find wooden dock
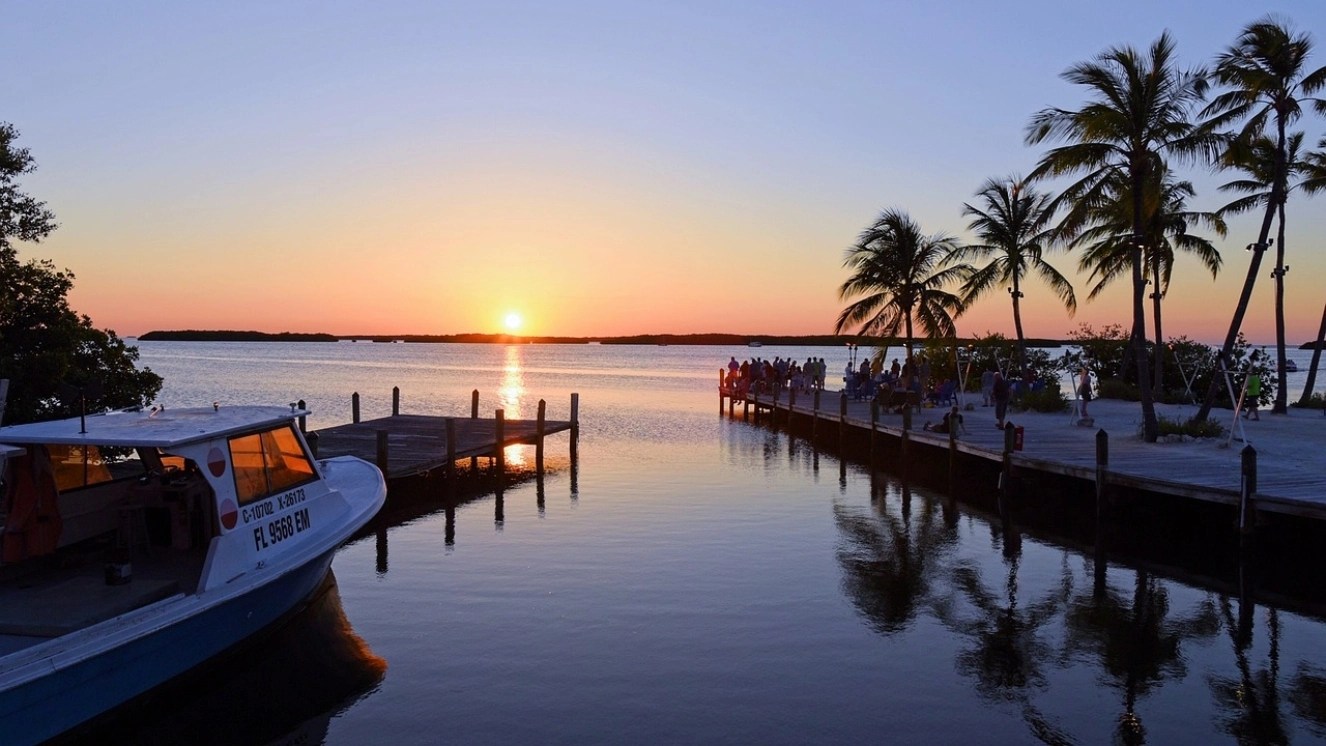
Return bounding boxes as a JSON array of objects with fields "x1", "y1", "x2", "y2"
[
  {"x1": 310, "y1": 391, "x2": 577, "y2": 481},
  {"x1": 722, "y1": 382, "x2": 1326, "y2": 523}
]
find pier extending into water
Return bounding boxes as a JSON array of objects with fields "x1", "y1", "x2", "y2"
[
  {"x1": 721, "y1": 376, "x2": 1326, "y2": 527},
  {"x1": 309, "y1": 388, "x2": 578, "y2": 482}
]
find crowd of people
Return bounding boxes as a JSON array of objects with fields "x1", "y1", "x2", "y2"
[
  {"x1": 722, "y1": 351, "x2": 1076, "y2": 434},
  {"x1": 722, "y1": 356, "x2": 831, "y2": 399}
]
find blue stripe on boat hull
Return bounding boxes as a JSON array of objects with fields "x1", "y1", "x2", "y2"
[{"x1": 2, "y1": 551, "x2": 336, "y2": 746}]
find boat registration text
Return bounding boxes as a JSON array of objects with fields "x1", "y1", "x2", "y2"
[{"x1": 252, "y1": 507, "x2": 312, "y2": 552}]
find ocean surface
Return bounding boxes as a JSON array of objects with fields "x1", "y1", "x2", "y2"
[{"x1": 74, "y1": 342, "x2": 1326, "y2": 745}]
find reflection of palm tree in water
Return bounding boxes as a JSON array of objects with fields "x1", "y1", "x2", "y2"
[
  {"x1": 1210, "y1": 601, "x2": 1289, "y2": 745},
  {"x1": 833, "y1": 481, "x2": 957, "y2": 635},
  {"x1": 1064, "y1": 569, "x2": 1220, "y2": 745}
]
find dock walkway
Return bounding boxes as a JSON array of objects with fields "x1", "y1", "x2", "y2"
[
  {"x1": 313, "y1": 413, "x2": 572, "y2": 481},
  {"x1": 734, "y1": 387, "x2": 1326, "y2": 521}
]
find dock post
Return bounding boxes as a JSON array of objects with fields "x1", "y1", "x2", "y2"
[
  {"x1": 1095, "y1": 429, "x2": 1109, "y2": 523},
  {"x1": 812, "y1": 389, "x2": 821, "y2": 439},
  {"x1": 869, "y1": 397, "x2": 878, "y2": 460},
  {"x1": 901, "y1": 404, "x2": 912, "y2": 478},
  {"x1": 445, "y1": 417, "x2": 457, "y2": 482},
  {"x1": 392, "y1": 386, "x2": 400, "y2": 416},
  {"x1": 719, "y1": 369, "x2": 725, "y2": 415},
  {"x1": 771, "y1": 386, "x2": 781, "y2": 429},
  {"x1": 536, "y1": 399, "x2": 546, "y2": 474},
  {"x1": 352, "y1": 392, "x2": 360, "y2": 424},
  {"x1": 948, "y1": 417, "x2": 957, "y2": 474},
  {"x1": 752, "y1": 391, "x2": 760, "y2": 423},
  {"x1": 839, "y1": 392, "x2": 847, "y2": 444},
  {"x1": 570, "y1": 393, "x2": 580, "y2": 466},
  {"x1": 1001, "y1": 421, "x2": 1016, "y2": 498},
  {"x1": 298, "y1": 399, "x2": 306, "y2": 433},
  {"x1": 494, "y1": 409, "x2": 505, "y2": 476},
  {"x1": 743, "y1": 395, "x2": 749, "y2": 421},
  {"x1": 1239, "y1": 445, "x2": 1257, "y2": 535},
  {"x1": 789, "y1": 387, "x2": 797, "y2": 429},
  {"x1": 469, "y1": 390, "x2": 479, "y2": 473},
  {"x1": 376, "y1": 430, "x2": 388, "y2": 477},
  {"x1": 306, "y1": 430, "x2": 319, "y2": 458}
]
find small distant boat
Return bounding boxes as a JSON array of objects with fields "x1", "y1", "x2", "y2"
[
  {"x1": 392, "y1": 339, "x2": 405, "y2": 344},
  {"x1": 1283, "y1": 360, "x2": 1298, "y2": 372},
  {"x1": 748, "y1": 341, "x2": 762, "y2": 348},
  {"x1": 0, "y1": 405, "x2": 386, "y2": 745}
]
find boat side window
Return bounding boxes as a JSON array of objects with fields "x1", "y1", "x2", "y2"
[
  {"x1": 228, "y1": 424, "x2": 317, "y2": 504},
  {"x1": 46, "y1": 444, "x2": 116, "y2": 492}
]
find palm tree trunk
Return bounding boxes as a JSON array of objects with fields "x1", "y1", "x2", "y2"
[
  {"x1": 1197, "y1": 120, "x2": 1287, "y2": 422},
  {"x1": 1151, "y1": 263, "x2": 1164, "y2": 401},
  {"x1": 1131, "y1": 164, "x2": 1158, "y2": 442},
  {"x1": 904, "y1": 313, "x2": 915, "y2": 363},
  {"x1": 1012, "y1": 278, "x2": 1027, "y2": 378},
  {"x1": 1273, "y1": 202, "x2": 1288, "y2": 414},
  {"x1": 1298, "y1": 300, "x2": 1326, "y2": 406}
]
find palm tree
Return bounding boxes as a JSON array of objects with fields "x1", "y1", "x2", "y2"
[
  {"x1": 1196, "y1": 16, "x2": 1326, "y2": 422},
  {"x1": 1027, "y1": 32, "x2": 1213, "y2": 442},
  {"x1": 1066, "y1": 170, "x2": 1224, "y2": 396},
  {"x1": 1295, "y1": 137, "x2": 1326, "y2": 405},
  {"x1": 835, "y1": 208, "x2": 969, "y2": 360},
  {"x1": 1217, "y1": 132, "x2": 1309, "y2": 413},
  {"x1": 950, "y1": 176, "x2": 1076, "y2": 376}
]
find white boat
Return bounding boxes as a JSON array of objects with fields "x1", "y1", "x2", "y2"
[
  {"x1": 1283, "y1": 359, "x2": 1298, "y2": 372},
  {"x1": 0, "y1": 405, "x2": 386, "y2": 745}
]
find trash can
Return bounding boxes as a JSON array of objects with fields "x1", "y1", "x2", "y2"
[{"x1": 1014, "y1": 426, "x2": 1025, "y2": 451}]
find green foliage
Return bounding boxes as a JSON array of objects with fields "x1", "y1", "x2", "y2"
[
  {"x1": 1014, "y1": 382, "x2": 1069, "y2": 413},
  {"x1": 1292, "y1": 393, "x2": 1326, "y2": 410},
  {"x1": 1150, "y1": 415, "x2": 1226, "y2": 439},
  {"x1": 0, "y1": 125, "x2": 162, "y2": 424},
  {"x1": 1097, "y1": 378, "x2": 1140, "y2": 402}
]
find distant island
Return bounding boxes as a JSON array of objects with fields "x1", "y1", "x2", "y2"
[{"x1": 138, "y1": 330, "x2": 1076, "y2": 347}]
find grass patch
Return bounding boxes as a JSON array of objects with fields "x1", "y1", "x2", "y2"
[
  {"x1": 1015, "y1": 384, "x2": 1069, "y2": 413},
  {"x1": 1146, "y1": 415, "x2": 1226, "y2": 439}
]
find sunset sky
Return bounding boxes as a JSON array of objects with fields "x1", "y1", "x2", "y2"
[{"x1": 6, "y1": 1, "x2": 1326, "y2": 343}]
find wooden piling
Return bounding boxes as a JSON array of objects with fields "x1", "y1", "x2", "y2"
[
  {"x1": 771, "y1": 386, "x2": 780, "y2": 429},
  {"x1": 718, "y1": 369, "x2": 725, "y2": 415},
  {"x1": 352, "y1": 392, "x2": 360, "y2": 424},
  {"x1": 869, "y1": 397, "x2": 878, "y2": 459},
  {"x1": 375, "y1": 429, "x2": 388, "y2": 475},
  {"x1": 536, "y1": 399, "x2": 546, "y2": 474},
  {"x1": 471, "y1": 390, "x2": 479, "y2": 419},
  {"x1": 570, "y1": 392, "x2": 580, "y2": 466},
  {"x1": 812, "y1": 389, "x2": 821, "y2": 438},
  {"x1": 1095, "y1": 429, "x2": 1109, "y2": 523},
  {"x1": 1240, "y1": 444, "x2": 1257, "y2": 535},
  {"x1": 445, "y1": 417, "x2": 457, "y2": 480},
  {"x1": 297, "y1": 399, "x2": 306, "y2": 433},
  {"x1": 839, "y1": 392, "x2": 847, "y2": 442},
  {"x1": 900, "y1": 404, "x2": 911, "y2": 477},
  {"x1": 948, "y1": 417, "x2": 957, "y2": 474},
  {"x1": 1001, "y1": 421, "x2": 1016, "y2": 498},
  {"x1": 494, "y1": 409, "x2": 505, "y2": 475},
  {"x1": 743, "y1": 396, "x2": 749, "y2": 420},
  {"x1": 392, "y1": 386, "x2": 400, "y2": 416},
  {"x1": 306, "y1": 430, "x2": 319, "y2": 458}
]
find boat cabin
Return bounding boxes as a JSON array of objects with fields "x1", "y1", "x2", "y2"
[{"x1": 0, "y1": 406, "x2": 328, "y2": 645}]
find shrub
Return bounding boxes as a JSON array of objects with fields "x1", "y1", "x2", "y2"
[
  {"x1": 1015, "y1": 383, "x2": 1068, "y2": 413},
  {"x1": 1097, "y1": 378, "x2": 1140, "y2": 402},
  {"x1": 1292, "y1": 393, "x2": 1325, "y2": 410},
  {"x1": 1147, "y1": 415, "x2": 1226, "y2": 439}
]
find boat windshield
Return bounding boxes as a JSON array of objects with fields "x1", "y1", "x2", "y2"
[{"x1": 229, "y1": 425, "x2": 316, "y2": 504}]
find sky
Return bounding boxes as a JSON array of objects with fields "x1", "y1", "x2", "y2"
[{"x1": 6, "y1": 1, "x2": 1326, "y2": 344}]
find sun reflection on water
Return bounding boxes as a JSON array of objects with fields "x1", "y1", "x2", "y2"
[{"x1": 500, "y1": 345, "x2": 528, "y2": 468}]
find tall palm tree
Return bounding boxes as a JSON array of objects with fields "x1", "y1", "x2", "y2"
[
  {"x1": 1217, "y1": 133, "x2": 1308, "y2": 413},
  {"x1": 950, "y1": 176, "x2": 1076, "y2": 376},
  {"x1": 1027, "y1": 32, "x2": 1213, "y2": 442},
  {"x1": 1294, "y1": 137, "x2": 1326, "y2": 405},
  {"x1": 1196, "y1": 16, "x2": 1326, "y2": 422},
  {"x1": 835, "y1": 208, "x2": 969, "y2": 360},
  {"x1": 1067, "y1": 170, "x2": 1224, "y2": 396}
]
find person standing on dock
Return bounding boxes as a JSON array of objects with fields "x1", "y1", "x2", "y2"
[
  {"x1": 1077, "y1": 366, "x2": 1092, "y2": 419},
  {"x1": 992, "y1": 372, "x2": 1010, "y2": 429},
  {"x1": 1245, "y1": 370, "x2": 1262, "y2": 421}
]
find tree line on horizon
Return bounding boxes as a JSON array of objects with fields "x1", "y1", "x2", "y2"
[{"x1": 835, "y1": 16, "x2": 1326, "y2": 442}]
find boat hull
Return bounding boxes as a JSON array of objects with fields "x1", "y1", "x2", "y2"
[{"x1": 0, "y1": 549, "x2": 336, "y2": 746}]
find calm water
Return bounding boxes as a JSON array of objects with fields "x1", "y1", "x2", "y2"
[{"x1": 78, "y1": 342, "x2": 1326, "y2": 745}]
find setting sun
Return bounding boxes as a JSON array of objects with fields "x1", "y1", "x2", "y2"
[{"x1": 504, "y1": 312, "x2": 523, "y2": 332}]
